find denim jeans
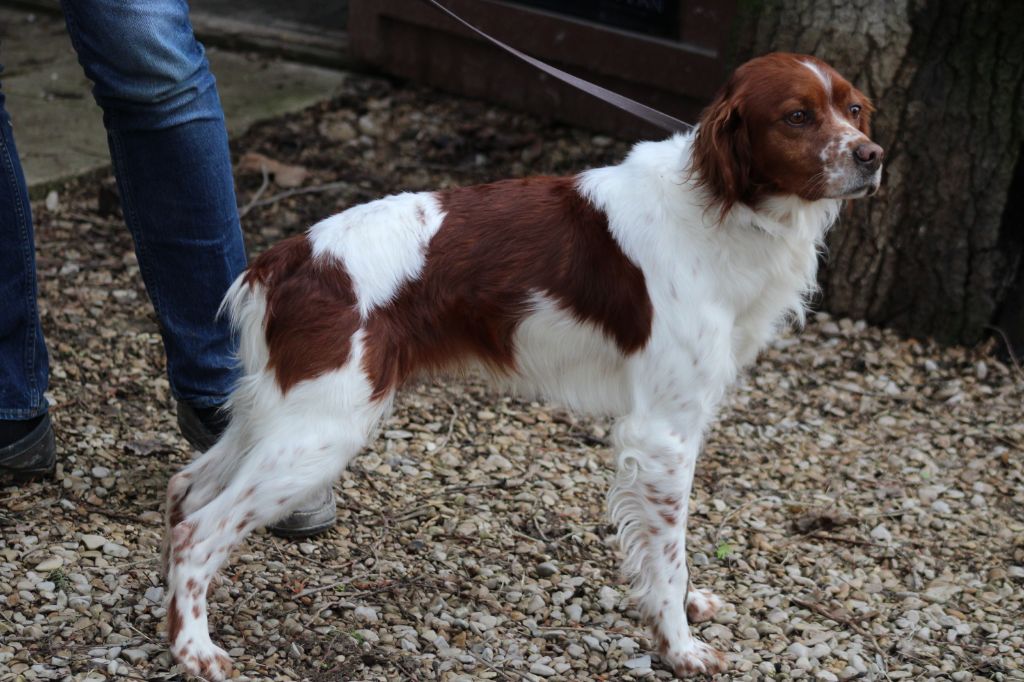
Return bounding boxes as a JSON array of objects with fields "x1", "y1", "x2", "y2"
[{"x1": 0, "y1": 0, "x2": 247, "y2": 420}]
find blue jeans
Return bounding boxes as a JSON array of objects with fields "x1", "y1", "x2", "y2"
[{"x1": 0, "y1": 0, "x2": 246, "y2": 420}]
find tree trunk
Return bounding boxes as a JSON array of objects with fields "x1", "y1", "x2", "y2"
[{"x1": 735, "y1": 0, "x2": 1024, "y2": 350}]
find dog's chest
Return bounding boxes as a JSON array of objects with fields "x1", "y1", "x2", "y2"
[{"x1": 643, "y1": 221, "x2": 822, "y2": 370}]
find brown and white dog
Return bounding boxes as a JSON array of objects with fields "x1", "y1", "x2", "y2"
[{"x1": 163, "y1": 53, "x2": 882, "y2": 679}]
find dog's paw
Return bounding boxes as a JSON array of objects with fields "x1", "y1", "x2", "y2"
[
  {"x1": 663, "y1": 639, "x2": 727, "y2": 677},
  {"x1": 173, "y1": 637, "x2": 233, "y2": 681},
  {"x1": 686, "y1": 588, "x2": 724, "y2": 623}
]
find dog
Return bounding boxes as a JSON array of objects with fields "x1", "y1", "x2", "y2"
[{"x1": 162, "y1": 52, "x2": 882, "y2": 679}]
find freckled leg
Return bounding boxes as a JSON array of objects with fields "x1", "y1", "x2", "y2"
[
  {"x1": 165, "y1": 427, "x2": 368, "y2": 681},
  {"x1": 162, "y1": 422, "x2": 250, "y2": 580},
  {"x1": 686, "y1": 588, "x2": 724, "y2": 624},
  {"x1": 609, "y1": 416, "x2": 727, "y2": 677}
]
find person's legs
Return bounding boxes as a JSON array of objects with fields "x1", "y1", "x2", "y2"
[
  {"x1": 0, "y1": 82, "x2": 48, "y2": 423},
  {"x1": 0, "y1": 74, "x2": 57, "y2": 477},
  {"x1": 59, "y1": 0, "x2": 334, "y2": 534},
  {"x1": 60, "y1": 0, "x2": 245, "y2": 408}
]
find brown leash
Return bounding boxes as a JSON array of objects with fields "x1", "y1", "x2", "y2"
[{"x1": 421, "y1": 0, "x2": 694, "y2": 135}]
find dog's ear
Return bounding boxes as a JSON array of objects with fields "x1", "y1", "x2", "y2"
[{"x1": 691, "y1": 90, "x2": 752, "y2": 216}]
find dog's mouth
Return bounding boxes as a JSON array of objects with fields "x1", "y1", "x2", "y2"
[{"x1": 832, "y1": 176, "x2": 881, "y2": 200}]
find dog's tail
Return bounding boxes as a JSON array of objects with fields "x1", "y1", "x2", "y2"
[
  {"x1": 220, "y1": 235, "x2": 315, "y2": 378},
  {"x1": 219, "y1": 273, "x2": 270, "y2": 377}
]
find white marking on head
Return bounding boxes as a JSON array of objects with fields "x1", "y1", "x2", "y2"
[
  {"x1": 831, "y1": 107, "x2": 862, "y2": 135},
  {"x1": 801, "y1": 60, "x2": 831, "y2": 97}
]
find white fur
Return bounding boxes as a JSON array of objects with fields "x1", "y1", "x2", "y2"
[
  {"x1": 308, "y1": 192, "x2": 445, "y2": 318},
  {"x1": 165, "y1": 132, "x2": 845, "y2": 679},
  {"x1": 801, "y1": 59, "x2": 832, "y2": 96},
  {"x1": 498, "y1": 292, "x2": 632, "y2": 415},
  {"x1": 220, "y1": 277, "x2": 268, "y2": 375}
]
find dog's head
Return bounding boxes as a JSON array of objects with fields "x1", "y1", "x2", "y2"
[{"x1": 692, "y1": 52, "x2": 883, "y2": 213}]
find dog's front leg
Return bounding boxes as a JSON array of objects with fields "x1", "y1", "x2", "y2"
[{"x1": 609, "y1": 412, "x2": 727, "y2": 677}]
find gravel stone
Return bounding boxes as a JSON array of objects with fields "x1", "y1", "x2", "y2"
[
  {"x1": 869, "y1": 524, "x2": 892, "y2": 542},
  {"x1": 536, "y1": 561, "x2": 558, "y2": 577},
  {"x1": 598, "y1": 586, "x2": 620, "y2": 612},
  {"x1": 616, "y1": 637, "x2": 640, "y2": 655},
  {"x1": 624, "y1": 654, "x2": 652, "y2": 669},
  {"x1": 34, "y1": 556, "x2": 63, "y2": 572},
  {"x1": 101, "y1": 542, "x2": 129, "y2": 558},
  {"x1": 529, "y1": 662, "x2": 556, "y2": 676},
  {"x1": 80, "y1": 534, "x2": 108, "y2": 550},
  {"x1": 353, "y1": 606, "x2": 379, "y2": 623}
]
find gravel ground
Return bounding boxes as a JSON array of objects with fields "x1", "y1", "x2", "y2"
[{"x1": 2, "y1": 70, "x2": 1023, "y2": 682}]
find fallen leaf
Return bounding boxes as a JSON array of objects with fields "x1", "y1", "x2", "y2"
[{"x1": 238, "y1": 151, "x2": 308, "y2": 188}]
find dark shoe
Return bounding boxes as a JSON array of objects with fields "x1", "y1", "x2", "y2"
[
  {"x1": 175, "y1": 400, "x2": 336, "y2": 538},
  {"x1": 175, "y1": 401, "x2": 231, "y2": 452},
  {"x1": 0, "y1": 413, "x2": 56, "y2": 482}
]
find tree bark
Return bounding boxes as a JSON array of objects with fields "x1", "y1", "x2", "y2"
[{"x1": 734, "y1": 0, "x2": 1024, "y2": 349}]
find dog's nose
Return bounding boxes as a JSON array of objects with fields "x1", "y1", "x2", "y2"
[{"x1": 854, "y1": 142, "x2": 884, "y2": 170}]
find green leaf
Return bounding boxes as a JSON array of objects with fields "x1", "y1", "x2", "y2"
[{"x1": 715, "y1": 542, "x2": 733, "y2": 560}]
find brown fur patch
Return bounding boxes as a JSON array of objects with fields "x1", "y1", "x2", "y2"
[
  {"x1": 687, "y1": 595, "x2": 719, "y2": 623},
  {"x1": 167, "y1": 594, "x2": 183, "y2": 644},
  {"x1": 253, "y1": 178, "x2": 652, "y2": 397},
  {"x1": 172, "y1": 521, "x2": 197, "y2": 553},
  {"x1": 245, "y1": 235, "x2": 359, "y2": 393},
  {"x1": 361, "y1": 177, "x2": 652, "y2": 398}
]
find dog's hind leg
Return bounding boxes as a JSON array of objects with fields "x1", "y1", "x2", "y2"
[
  {"x1": 162, "y1": 415, "x2": 257, "y2": 580},
  {"x1": 164, "y1": 371, "x2": 392, "y2": 680}
]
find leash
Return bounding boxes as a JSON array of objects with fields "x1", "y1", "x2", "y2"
[{"x1": 421, "y1": 0, "x2": 694, "y2": 135}]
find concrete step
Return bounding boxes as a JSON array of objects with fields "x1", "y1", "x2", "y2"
[{"x1": 0, "y1": 6, "x2": 348, "y2": 195}]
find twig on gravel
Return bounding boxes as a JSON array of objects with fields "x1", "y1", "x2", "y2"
[
  {"x1": 449, "y1": 478, "x2": 521, "y2": 494},
  {"x1": 509, "y1": 529, "x2": 546, "y2": 545},
  {"x1": 395, "y1": 504, "x2": 437, "y2": 522},
  {"x1": 808, "y1": 532, "x2": 890, "y2": 548},
  {"x1": 791, "y1": 595, "x2": 866, "y2": 630},
  {"x1": 68, "y1": 496, "x2": 148, "y2": 523},
  {"x1": 126, "y1": 624, "x2": 155, "y2": 643},
  {"x1": 393, "y1": 657, "x2": 423, "y2": 682},
  {"x1": 792, "y1": 595, "x2": 896, "y2": 681},
  {"x1": 985, "y1": 324, "x2": 1024, "y2": 379},
  {"x1": 244, "y1": 180, "x2": 353, "y2": 212},
  {"x1": 292, "y1": 563, "x2": 362, "y2": 599},
  {"x1": 532, "y1": 514, "x2": 550, "y2": 542},
  {"x1": 714, "y1": 494, "x2": 781, "y2": 543},
  {"x1": 466, "y1": 648, "x2": 523, "y2": 682},
  {"x1": 239, "y1": 162, "x2": 271, "y2": 219},
  {"x1": 313, "y1": 576, "x2": 431, "y2": 618},
  {"x1": 436, "y1": 402, "x2": 460, "y2": 449}
]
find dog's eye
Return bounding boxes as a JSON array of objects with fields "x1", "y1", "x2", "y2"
[
  {"x1": 849, "y1": 104, "x2": 862, "y2": 117},
  {"x1": 785, "y1": 110, "x2": 809, "y2": 126}
]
